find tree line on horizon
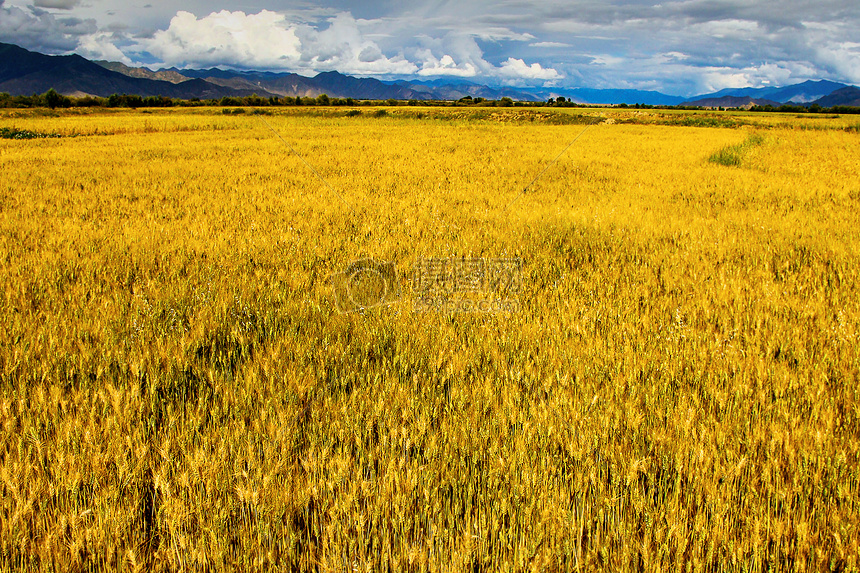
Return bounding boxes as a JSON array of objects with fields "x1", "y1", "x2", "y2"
[
  {"x1": 0, "y1": 88, "x2": 857, "y2": 114},
  {"x1": 0, "y1": 89, "x2": 524, "y2": 110}
]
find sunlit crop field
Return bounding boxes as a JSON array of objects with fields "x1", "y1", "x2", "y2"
[{"x1": 1, "y1": 107, "x2": 859, "y2": 571}]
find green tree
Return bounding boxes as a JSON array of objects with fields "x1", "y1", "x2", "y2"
[
  {"x1": 44, "y1": 88, "x2": 63, "y2": 109},
  {"x1": 74, "y1": 96, "x2": 102, "y2": 108},
  {"x1": 125, "y1": 94, "x2": 144, "y2": 108},
  {"x1": 244, "y1": 93, "x2": 267, "y2": 106}
]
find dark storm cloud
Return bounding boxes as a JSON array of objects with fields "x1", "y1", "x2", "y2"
[
  {"x1": 33, "y1": 0, "x2": 81, "y2": 9},
  {"x1": 0, "y1": 0, "x2": 96, "y2": 52}
]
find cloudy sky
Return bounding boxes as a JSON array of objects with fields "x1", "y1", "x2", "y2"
[{"x1": 1, "y1": 0, "x2": 858, "y2": 96}]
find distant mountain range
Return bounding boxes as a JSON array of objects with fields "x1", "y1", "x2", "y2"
[
  {"x1": 0, "y1": 42, "x2": 269, "y2": 100},
  {"x1": 681, "y1": 96, "x2": 782, "y2": 109},
  {"x1": 680, "y1": 80, "x2": 860, "y2": 108},
  {"x1": 811, "y1": 86, "x2": 860, "y2": 107},
  {"x1": 2, "y1": 42, "x2": 858, "y2": 107},
  {"x1": 686, "y1": 80, "x2": 848, "y2": 104},
  {"x1": 540, "y1": 88, "x2": 688, "y2": 106},
  {"x1": 104, "y1": 63, "x2": 540, "y2": 102}
]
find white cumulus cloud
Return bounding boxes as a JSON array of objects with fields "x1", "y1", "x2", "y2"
[
  {"x1": 143, "y1": 10, "x2": 302, "y2": 70},
  {"x1": 410, "y1": 34, "x2": 561, "y2": 84},
  {"x1": 498, "y1": 57, "x2": 561, "y2": 80},
  {"x1": 695, "y1": 60, "x2": 823, "y2": 92},
  {"x1": 813, "y1": 40, "x2": 860, "y2": 84},
  {"x1": 293, "y1": 13, "x2": 417, "y2": 75},
  {"x1": 418, "y1": 54, "x2": 478, "y2": 77},
  {"x1": 76, "y1": 31, "x2": 132, "y2": 63},
  {"x1": 137, "y1": 10, "x2": 416, "y2": 75}
]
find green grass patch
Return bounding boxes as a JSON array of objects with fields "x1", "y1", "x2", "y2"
[
  {"x1": 0, "y1": 127, "x2": 62, "y2": 140},
  {"x1": 671, "y1": 115, "x2": 745, "y2": 128},
  {"x1": 708, "y1": 133, "x2": 765, "y2": 166}
]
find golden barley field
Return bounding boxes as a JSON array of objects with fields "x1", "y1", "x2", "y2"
[{"x1": 1, "y1": 106, "x2": 859, "y2": 572}]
